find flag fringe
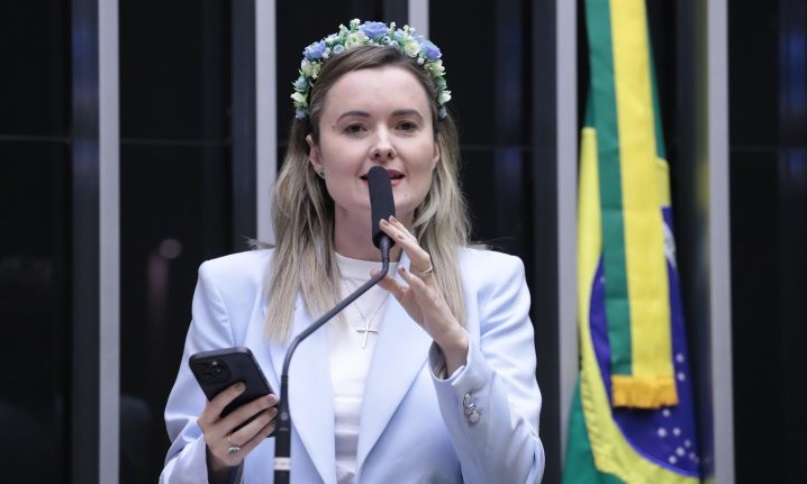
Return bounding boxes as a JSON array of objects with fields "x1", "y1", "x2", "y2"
[{"x1": 611, "y1": 375, "x2": 678, "y2": 408}]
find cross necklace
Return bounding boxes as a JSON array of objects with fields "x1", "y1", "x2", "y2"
[{"x1": 348, "y1": 283, "x2": 391, "y2": 349}]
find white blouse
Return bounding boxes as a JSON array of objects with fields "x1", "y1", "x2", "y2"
[{"x1": 328, "y1": 253, "x2": 398, "y2": 484}]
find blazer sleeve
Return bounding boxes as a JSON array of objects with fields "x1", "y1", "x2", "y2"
[
  {"x1": 160, "y1": 261, "x2": 240, "y2": 484},
  {"x1": 429, "y1": 254, "x2": 545, "y2": 484}
]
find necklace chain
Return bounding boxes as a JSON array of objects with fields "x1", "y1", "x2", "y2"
[{"x1": 345, "y1": 279, "x2": 390, "y2": 349}]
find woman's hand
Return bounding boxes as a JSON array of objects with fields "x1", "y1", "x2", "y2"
[
  {"x1": 197, "y1": 383, "x2": 279, "y2": 482},
  {"x1": 376, "y1": 217, "x2": 469, "y2": 374}
]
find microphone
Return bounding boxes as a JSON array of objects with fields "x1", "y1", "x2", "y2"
[
  {"x1": 368, "y1": 165, "x2": 396, "y2": 251},
  {"x1": 273, "y1": 165, "x2": 396, "y2": 483}
]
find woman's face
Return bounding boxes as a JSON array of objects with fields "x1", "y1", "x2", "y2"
[{"x1": 307, "y1": 66, "x2": 439, "y2": 231}]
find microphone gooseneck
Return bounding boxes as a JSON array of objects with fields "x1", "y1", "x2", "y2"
[{"x1": 273, "y1": 165, "x2": 396, "y2": 483}]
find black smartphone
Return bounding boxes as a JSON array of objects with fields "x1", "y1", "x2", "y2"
[{"x1": 189, "y1": 346, "x2": 274, "y2": 419}]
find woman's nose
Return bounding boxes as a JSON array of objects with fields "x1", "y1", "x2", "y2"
[{"x1": 370, "y1": 131, "x2": 396, "y2": 162}]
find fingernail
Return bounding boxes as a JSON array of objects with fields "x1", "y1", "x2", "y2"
[
  {"x1": 390, "y1": 216, "x2": 399, "y2": 223},
  {"x1": 236, "y1": 382, "x2": 246, "y2": 392},
  {"x1": 380, "y1": 219, "x2": 389, "y2": 226}
]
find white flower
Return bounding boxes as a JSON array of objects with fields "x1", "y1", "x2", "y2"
[
  {"x1": 290, "y1": 92, "x2": 307, "y2": 105},
  {"x1": 425, "y1": 60, "x2": 445, "y2": 76},
  {"x1": 300, "y1": 59, "x2": 321, "y2": 79},
  {"x1": 438, "y1": 90, "x2": 452, "y2": 105},
  {"x1": 300, "y1": 59, "x2": 313, "y2": 75},
  {"x1": 403, "y1": 38, "x2": 421, "y2": 57},
  {"x1": 345, "y1": 32, "x2": 365, "y2": 47}
]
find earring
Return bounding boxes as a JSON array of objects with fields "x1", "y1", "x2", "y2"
[{"x1": 317, "y1": 171, "x2": 325, "y2": 179}]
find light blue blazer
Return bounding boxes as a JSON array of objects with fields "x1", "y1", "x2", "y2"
[{"x1": 161, "y1": 248, "x2": 545, "y2": 483}]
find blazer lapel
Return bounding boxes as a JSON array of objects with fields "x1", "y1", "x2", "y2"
[
  {"x1": 256, "y1": 297, "x2": 337, "y2": 484},
  {"x1": 356, "y1": 259, "x2": 433, "y2": 468},
  {"x1": 252, "y1": 255, "x2": 431, "y2": 482}
]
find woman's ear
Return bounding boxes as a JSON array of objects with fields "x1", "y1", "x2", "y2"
[
  {"x1": 432, "y1": 140, "x2": 440, "y2": 169},
  {"x1": 306, "y1": 134, "x2": 323, "y2": 173}
]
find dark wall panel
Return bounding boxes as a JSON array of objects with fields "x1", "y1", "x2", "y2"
[
  {"x1": 119, "y1": 1, "x2": 233, "y2": 480},
  {"x1": 729, "y1": 1, "x2": 807, "y2": 482},
  {"x1": 120, "y1": 0, "x2": 229, "y2": 141},
  {"x1": 0, "y1": 0, "x2": 71, "y2": 481},
  {"x1": 0, "y1": 142, "x2": 71, "y2": 483},
  {"x1": 0, "y1": 2, "x2": 69, "y2": 136}
]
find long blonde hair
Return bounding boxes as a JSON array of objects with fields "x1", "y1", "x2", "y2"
[{"x1": 266, "y1": 45, "x2": 470, "y2": 340}]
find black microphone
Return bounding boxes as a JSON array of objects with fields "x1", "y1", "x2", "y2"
[
  {"x1": 273, "y1": 166, "x2": 396, "y2": 483},
  {"x1": 367, "y1": 165, "x2": 396, "y2": 251}
]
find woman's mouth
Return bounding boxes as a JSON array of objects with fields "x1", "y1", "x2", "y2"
[{"x1": 361, "y1": 169, "x2": 404, "y2": 186}]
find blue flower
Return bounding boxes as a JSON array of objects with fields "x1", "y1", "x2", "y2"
[
  {"x1": 419, "y1": 39, "x2": 441, "y2": 60},
  {"x1": 361, "y1": 21, "x2": 389, "y2": 39},
  {"x1": 303, "y1": 40, "x2": 326, "y2": 60},
  {"x1": 293, "y1": 75, "x2": 308, "y2": 91},
  {"x1": 332, "y1": 44, "x2": 345, "y2": 55}
]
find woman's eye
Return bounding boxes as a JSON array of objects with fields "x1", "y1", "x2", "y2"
[
  {"x1": 398, "y1": 121, "x2": 418, "y2": 131},
  {"x1": 344, "y1": 124, "x2": 365, "y2": 134}
]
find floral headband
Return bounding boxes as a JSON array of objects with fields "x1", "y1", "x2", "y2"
[{"x1": 291, "y1": 19, "x2": 451, "y2": 120}]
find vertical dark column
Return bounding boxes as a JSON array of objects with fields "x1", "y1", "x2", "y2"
[
  {"x1": 71, "y1": 0, "x2": 100, "y2": 481},
  {"x1": 200, "y1": 0, "x2": 230, "y2": 258},
  {"x1": 232, "y1": 0, "x2": 257, "y2": 250},
  {"x1": 0, "y1": 1, "x2": 72, "y2": 480},
  {"x1": 778, "y1": 0, "x2": 807, "y2": 476},
  {"x1": 531, "y1": 1, "x2": 560, "y2": 482},
  {"x1": 495, "y1": 0, "x2": 525, "y2": 260}
]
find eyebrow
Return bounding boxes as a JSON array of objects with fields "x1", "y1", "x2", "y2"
[
  {"x1": 335, "y1": 109, "x2": 424, "y2": 122},
  {"x1": 390, "y1": 109, "x2": 424, "y2": 120}
]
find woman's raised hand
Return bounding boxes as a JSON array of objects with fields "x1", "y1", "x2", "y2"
[{"x1": 376, "y1": 216, "x2": 469, "y2": 373}]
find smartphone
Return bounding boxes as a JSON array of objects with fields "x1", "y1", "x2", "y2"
[{"x1": 189, "y1": 346, "x2": 274, "y2": 419}]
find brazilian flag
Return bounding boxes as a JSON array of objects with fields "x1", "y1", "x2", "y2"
[{"x1": 562, "y1": 0, "x2": 702, "y2": 482}]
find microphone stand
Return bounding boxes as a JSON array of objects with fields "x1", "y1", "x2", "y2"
[{"x1": 273, "y1": 237, "x2": 392, "y2": 483}]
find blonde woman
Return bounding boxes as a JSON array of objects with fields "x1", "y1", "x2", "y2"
[{"x1": 162, "y1": 19, "x2": 545, "y2": 484}]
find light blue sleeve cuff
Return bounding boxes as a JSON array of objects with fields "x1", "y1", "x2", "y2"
[
  {"x1": 428, "y1": 331, "x2": 468, "y2": 382},
  {"x1": 428, "y1": 332, "x2": 493, "y2": 405}
]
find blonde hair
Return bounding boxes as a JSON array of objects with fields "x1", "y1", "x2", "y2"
[{"x1": 266, "y1": 45, "x2": 470, "y2": 340}]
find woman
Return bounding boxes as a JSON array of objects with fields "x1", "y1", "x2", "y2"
[{"x1": 161, "y1": 19, "x2": 545, "y2": 484}]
